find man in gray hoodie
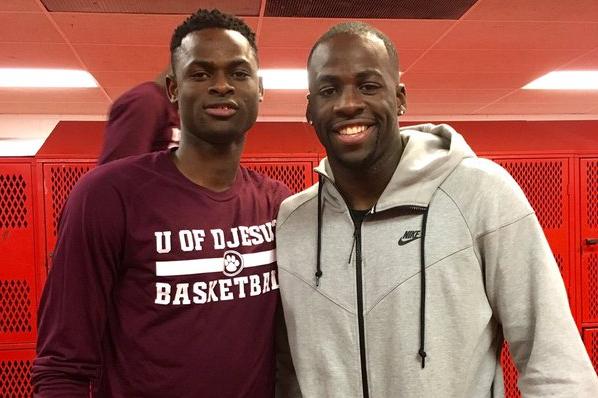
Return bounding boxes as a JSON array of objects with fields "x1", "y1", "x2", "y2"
[{"x1": 275, "y1": 22, "x2": 598, "y2": 397}]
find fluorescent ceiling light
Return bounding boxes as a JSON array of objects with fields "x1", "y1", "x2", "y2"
[
  {"x1": 523, "y1": 71, "x2": 598, "y2": 90},
  {"x1": 0, "y1": 138, "x2": 45, "y2": 156},
  {"x1": 259, "y1": 69, "x2": 307, "y2": 90},
  {"x1": 0, "y1": 68, "x2": 97, "y2": 88}
]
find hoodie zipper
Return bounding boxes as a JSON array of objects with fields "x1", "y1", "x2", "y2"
[
  {"x1": 354, "y1": 220, "x2": 369, "y2": 398},
  {"x1": 316, "y1": 171, "x2": 428, "y2": 396}
]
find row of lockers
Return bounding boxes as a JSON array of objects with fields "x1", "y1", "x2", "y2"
[{"x1": 1, "y1": 154, "x2": 597, "y2": 397}]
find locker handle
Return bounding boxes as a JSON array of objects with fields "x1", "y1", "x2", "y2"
[{"x1": 586, "y1": 238, "x2": 598, "y2": 245}]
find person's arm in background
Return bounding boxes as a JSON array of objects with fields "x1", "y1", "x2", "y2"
[
  {"x1": 32, "y1": 171, "x2": 125, "y2": 397},
  {"x1": 98, "y1": 83, "x2": 167, "y2": 164}
]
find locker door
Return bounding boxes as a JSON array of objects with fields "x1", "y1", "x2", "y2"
[
  {"x1": 0, "y1": 162, "x2": 36, "y2": 397},
  {"x1": 581, "y1": 159, "x2": 598, "y2": 325}
]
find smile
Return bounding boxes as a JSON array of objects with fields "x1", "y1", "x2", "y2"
[
  {"x1": 338, "y1": 124, "x2": 369, "y2": 136},
  {"x1": 204, "y1": 103, "x2": 238, "y2": 118}
]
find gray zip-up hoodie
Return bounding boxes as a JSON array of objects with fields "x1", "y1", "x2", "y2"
[{"x1": 276, "y1": 124, "x2": 598, "y2": 397}]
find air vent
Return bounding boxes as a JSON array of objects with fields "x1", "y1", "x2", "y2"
[
  {"x1": 42, "y1": 0, "x2": 260, "y2": 16},
  {"x1": 265, "y1": 0, "x2": 479, "y2": 19}
]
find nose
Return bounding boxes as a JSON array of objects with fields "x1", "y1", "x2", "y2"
[
  {"x1": 333, "y1": 87, "x2": 365, "y2": 117},
  {"x1": 209, "y1": 72, "x2": 235, "y2": 96}
]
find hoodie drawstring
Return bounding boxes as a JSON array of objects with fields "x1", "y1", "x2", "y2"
[
  {"x1": 315, "y1": 173, "x2": 429, "y2": 369},
  {"x1": 419, "y1": 207, "x2": 429, "y2": 368},
  {"x1": 315, "y1": 175, "x2": 324, "y2": 286}
]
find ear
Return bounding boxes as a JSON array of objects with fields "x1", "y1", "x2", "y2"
[
  {"x1": 305, "y1": 93, "x2": 313, "y2": 125},
  {"x1": 166, "y1": 73, "x2": 178, "y2": 104},
  {"x1": 258, "y1": 76, "x2": 265, "y2": 102},
  {"x1": 397, "y1": 83, "x2": 407, "y2": 116}
]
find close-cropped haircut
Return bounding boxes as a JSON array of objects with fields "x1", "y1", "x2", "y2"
[
  {"x1": 308, "y1": 22, "x2": 399, "y2": 72},
  {"x1": 170, "y1": 9, "x2": 257, "y2": 71}
]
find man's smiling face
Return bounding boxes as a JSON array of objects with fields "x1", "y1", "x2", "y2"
[{"x1": 307, "y1": 32, "x2": 404, "y2": 171}]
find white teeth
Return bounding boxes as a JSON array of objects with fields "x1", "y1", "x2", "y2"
[{"x1": 339, "y1": 125, "x2": 368, "y2": 135}]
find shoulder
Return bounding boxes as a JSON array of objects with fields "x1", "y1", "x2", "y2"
[
  {"x1": 446, "y1": 157, "x2": 526, "y2": 199},
  {"x1": 71, "y1": 152, "x2": 162, "y2": 201},
  {"x1": 439, "y1": 157, "x2": 533, "y2": 236},
  {"x1": 277, "y1": 183, "x2": 319, "y2": 228}
]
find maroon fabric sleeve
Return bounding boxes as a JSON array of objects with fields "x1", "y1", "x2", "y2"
[
  {"x1": 33, "y1": 169, "x2": 125, "y2": 397},
  {"x1": 98, "y1": 82, "x2": 178, "y2": 164}
]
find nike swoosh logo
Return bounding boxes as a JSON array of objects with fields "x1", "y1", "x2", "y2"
[{"x1": 398, "y1": 236, "x2": 421, "y2": 246}]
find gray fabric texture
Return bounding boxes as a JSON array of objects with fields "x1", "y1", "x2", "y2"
[{"x1": 276, "y1": 123, "x2": 598, "y2": 398}]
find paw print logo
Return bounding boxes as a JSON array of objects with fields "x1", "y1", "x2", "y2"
[{"x1": 222, "y1": 250, "x2": 244, "y2": 277}]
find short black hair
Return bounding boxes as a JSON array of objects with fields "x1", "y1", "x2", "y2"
[
  {"x1": 308, "y1": 22, "x2": 399, "y2": 72},
  {"x1": 170, "y1": 9, "x2": 257, "y2": 70}
]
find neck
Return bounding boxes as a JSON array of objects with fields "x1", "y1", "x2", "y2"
[
  {"x1": 331, "y1": 146, "x2": 402, "y2": 211},
  {"x1": 172, "y1": 132, "x2": 245, "y2": 192}
]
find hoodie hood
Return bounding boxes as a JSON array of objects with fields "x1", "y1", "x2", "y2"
[{"x1": 315, "y1": 123, "x2": 476, "y2": 211}]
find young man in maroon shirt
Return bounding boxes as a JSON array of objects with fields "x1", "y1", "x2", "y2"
[{"x1": 33, "y1": 9, "x2": 291, "y2": 397}]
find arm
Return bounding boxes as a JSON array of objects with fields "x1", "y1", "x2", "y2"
[
  {"x1": 275, "y1": 302, "x2": 302, "y2": 398},
  {"x1": 480, "y1": 213, "x2": 598, "y2": 397},
  {"x1": 98, "y1": 85, "x2": 166, "y2": 164},
  {"x1": 32, "y1": 172, "x2": 125, "y2": 397}
]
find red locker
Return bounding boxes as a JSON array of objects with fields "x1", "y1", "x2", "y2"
[
  {"x1": 0, "y1": 161, "x2": 37, "y2": 346},
  {"x1": 581, "y1": 159, "x2": 598, "y2": 324}
]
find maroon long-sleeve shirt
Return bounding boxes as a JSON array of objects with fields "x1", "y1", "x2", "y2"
[{"x1": 33, "y1": 150, "x2": 291, "y2": 397}]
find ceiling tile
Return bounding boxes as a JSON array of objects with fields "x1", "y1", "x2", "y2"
[
  {"x1": 42, "y1": 0, "x2": 260, "y2": 15},
  {"x1": 407, "y1": 103, "x2": 482, "y2": 115},
  {"x1": 0, "y1": 43, "x2": 81, "y2": 68},
  {"x1": 259, "y1": 47, "x2": 424, "y2": 71},
  {"x1": 51, "y1": 13, "x2": 258, "y2": 45},
  {"x1": 475, "y1": 102, "x2": 597, "y2": 115},
  {"x1": 0, "y1": 13, "x2": 64, "y2": 42},
  {"x1": 258, "y1": 18, "x2": 454, "y2": 49},
  {"x1": 465, "y1": 0, "x2": 598, "y2": 22},
  {"x1": 402, "y1": 72, "x2": 534, "y2": 90},
  {"x1": 103, "y1": 86, "x2": 133, "y2": 101},
  {"x1": 406, "y1": 49, "x2": 586, "y2": 74},
  {"x1": 91, "y1": 71, "x2": 159, "y2": 87},
  {"x1": 406, "y1": 89, "x2": 510, "y2": 104},
  {"x1": 435, "y1": 21, "x2": 598, "y2": 50},
  {"x1": 559, "y1": 48, "x2": 598, "y2": 69},
  {"x1": 491, "y1": 89, "x2": 598, "y2": 105},
  {"x1": 75, "y1": 44, "x2": 169, "y2": 71},
  {"x1": 0, "y1": 0, "x2": 40, "y2": 12}
]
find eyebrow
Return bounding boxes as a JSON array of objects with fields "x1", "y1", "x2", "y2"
[
  {"x1": 186, "y1": 58, "x2": 253, "y2": 70},
  {"x1": 314, "y1": 68, "x2": 384, "y2": 83}
]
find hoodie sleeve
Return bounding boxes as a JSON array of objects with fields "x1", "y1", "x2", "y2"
[
  {"x1": 32, "y1": 170, "x2": 125, "y2": 397},
  {"x1": 98, "y1": 83, "x2": 168, "y2": 164},
  {"x1": 275, "y1": 303, "x2": 302, "y2": 398},
  {"x1": 474, "y1": 171, "x2": 598, "y2": 397}
]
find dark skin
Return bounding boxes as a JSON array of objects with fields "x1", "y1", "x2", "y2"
[
  {"x1": 307, "y1": 32, "x2": 407, "y2": 210},
  {"x1": 166, "y1": 28, "x2": 263, "y2": 192}
]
